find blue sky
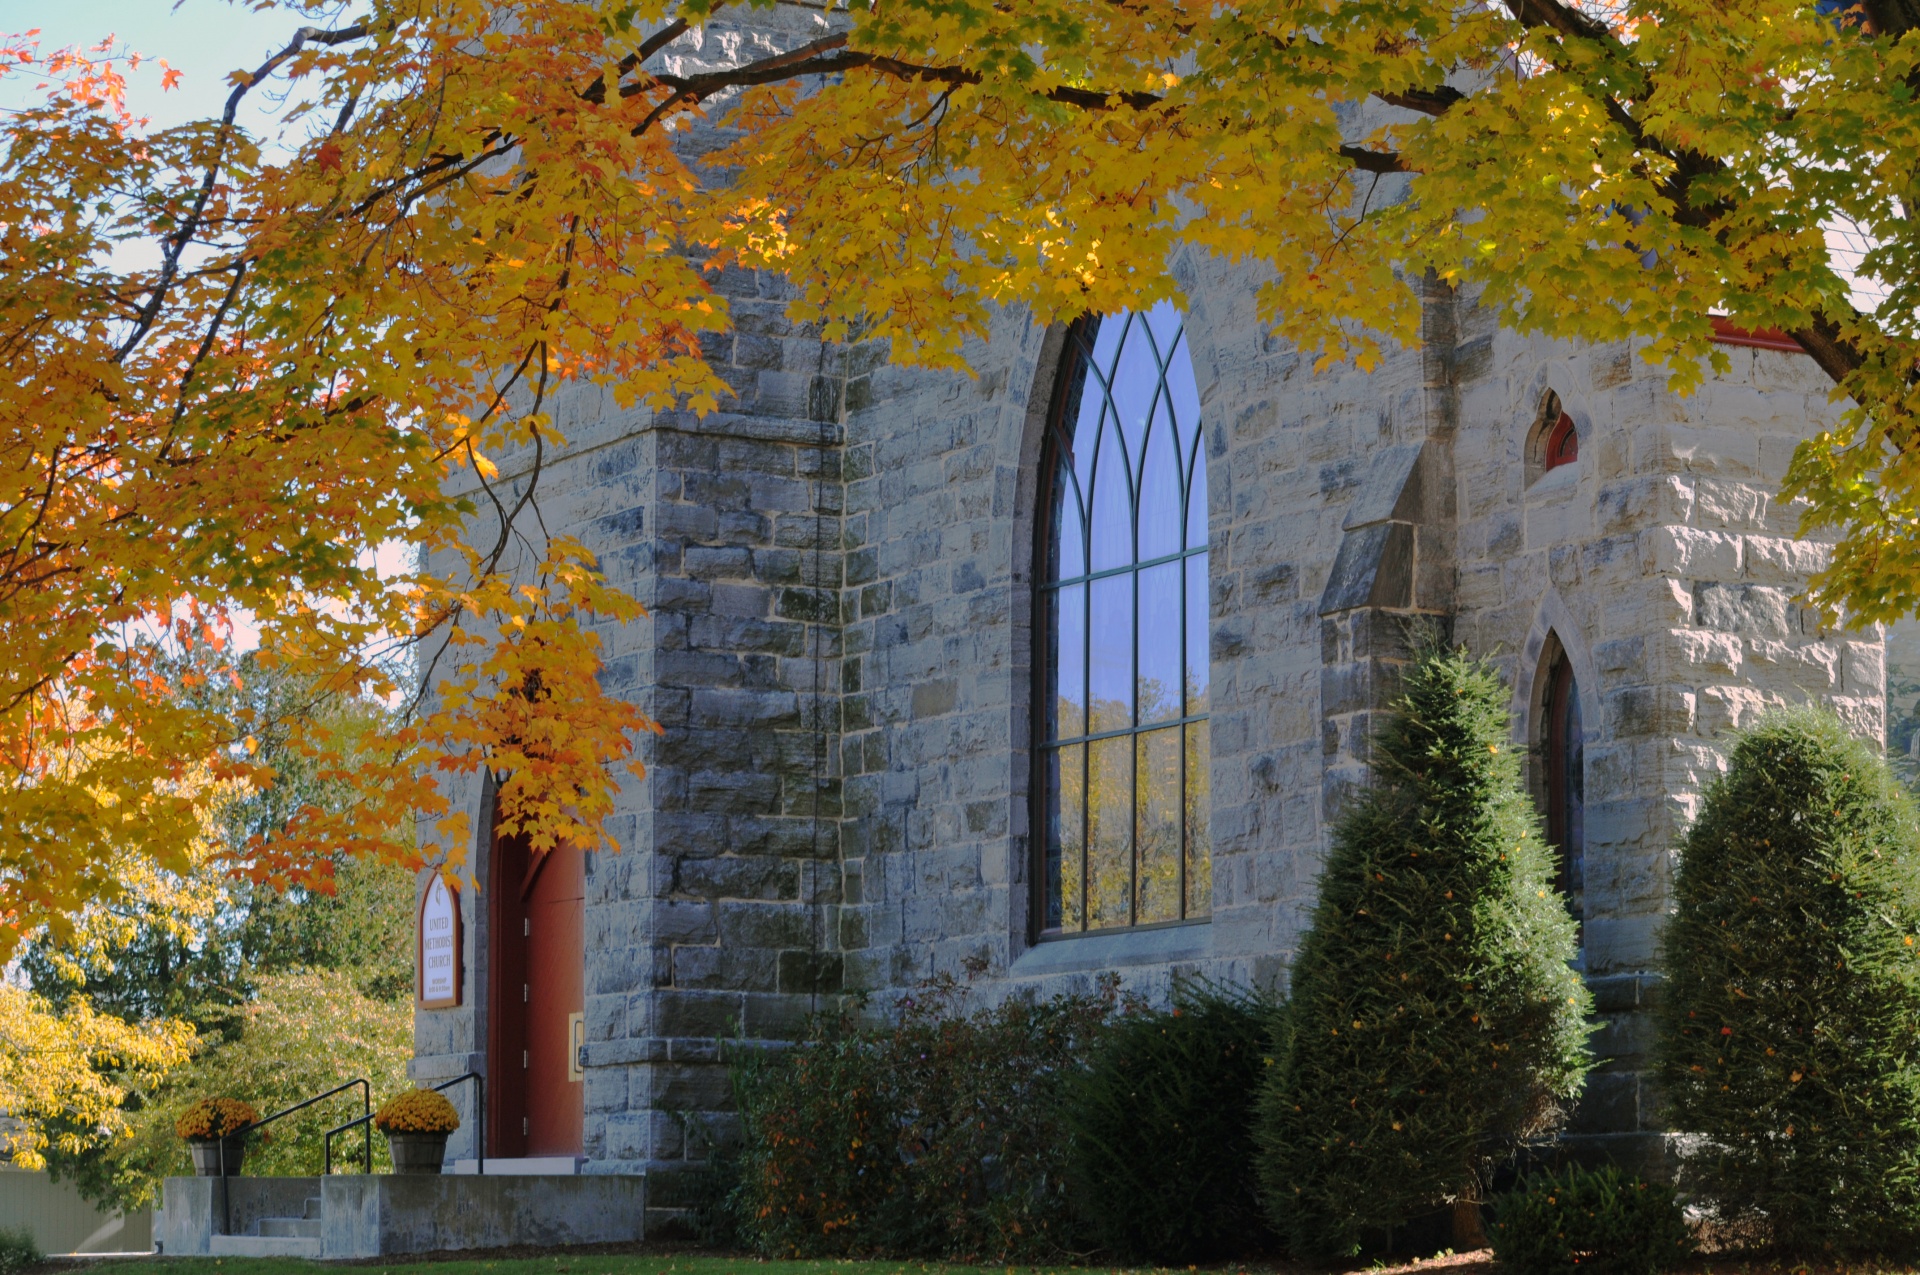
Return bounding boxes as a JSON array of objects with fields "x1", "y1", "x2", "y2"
[{"x1": 0, "y1": 0, "x2": 305, "y2": 130}]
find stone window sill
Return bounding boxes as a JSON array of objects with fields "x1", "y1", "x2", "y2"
[
  {"x1": 1526, "y1": 460, "x2": 1581, "y2": 500},
  {"x1": 1011, "y1": 920, "x2": 1212, "y2": 975}
]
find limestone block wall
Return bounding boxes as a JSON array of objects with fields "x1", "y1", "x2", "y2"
[
  {"x1": 405, "y1": 8, "x2": 863, "y2": 1203},
  {"x1": 816, "y1": 272, "x2": 1865, "y2": 1176},
  {"x1": 625, "y1": 286, "x2": 854, "y2": 1180},
  {"x1": 405, "y1": 262, "x2": 857, "y2": 1201},
  {"x1": 832, "y1": 253, "x2": 1453, "y2": 1002},
  {"x1": 1448, "y1": 307, "x2": 1856, "y2": 1162},
  {"x1": 412, "y1": 204, "x2": 1878, "y2": 1193}
]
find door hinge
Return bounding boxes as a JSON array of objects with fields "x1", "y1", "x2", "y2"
[
  {"x1": 523, "y1": 917, "x2": 529, "y2": 937},
  {"x1": 522, "y1": 1117, "x2": 528, "y2": 1136},
  {"x1": 523, "y1": 983, "x2": 528, "y2": 1003},
  {"x1": 523, "y1": 1049, "x2": 529, "y2": 1068}
]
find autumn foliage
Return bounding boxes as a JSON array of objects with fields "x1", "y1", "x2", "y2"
[
  {"x1": 4, "y1": 0, "x2": 1919, "y2": 951},
  {"x1": 0, "y1": 984, "x2": 193, "y2": 1169}
]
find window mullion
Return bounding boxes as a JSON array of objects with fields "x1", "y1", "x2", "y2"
[
  {"x1": 1080, "y1": 536, "x2": 1092, "y2": 932},
  {"x1": 1129, "y1": 560, "x2": 1140, "y2": 929}
]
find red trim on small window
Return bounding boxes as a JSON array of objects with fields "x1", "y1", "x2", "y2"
[
  {"x1": 1710, "y1": 316, "x2": 1805, "y2": 353},
  {"x1": 1543, "y1": 411, "x2": 1578, "y2": 470}
]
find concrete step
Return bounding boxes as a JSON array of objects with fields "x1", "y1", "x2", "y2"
[
  {"x1": 258, "y1": 1217, "x2": 321, "y2": 1238},
  {"x1": 449, "y1": 1156, "x2": 583, "y2": 1175},
  {"x1": 210, "y1": 1234, "x2": 321, "y2": 1259}
]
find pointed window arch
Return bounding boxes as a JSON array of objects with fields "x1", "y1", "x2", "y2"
[
  {"x1": 1540, "y1": 641, "x2": 1586, "y2": 934},
  {"x1": 1544, "y1": 411, "x2": 1579, "y2": 469},
  {"x1": 1532, "y1": 390, "x2": 1580, "y2": 477},
  {"x1": 1035, "y1": 303, "x2": 1210, "y2": 934}
]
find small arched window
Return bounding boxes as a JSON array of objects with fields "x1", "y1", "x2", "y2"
[
  {"x1": 1542, "y1": 649, "x2": 1585, "y2": 936},
  {"x1": 1544, "y1": 411, "x2": 1579, "y2": 470},
  {"x1": 1035, "y1": 303, "x2": 1209, "y2": 934}
]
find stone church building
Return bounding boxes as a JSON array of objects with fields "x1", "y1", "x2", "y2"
[{"x1": 407, "y1": 168, "x2": 1903, "y2": 1208}]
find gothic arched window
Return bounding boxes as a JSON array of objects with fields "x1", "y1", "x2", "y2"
[
  {"x1": 1542, "y1": 647, "x2": 1585, "y2": 935},
  {"x1": 1036, "y1": 303, "x2": 1210, "y2": 935}
]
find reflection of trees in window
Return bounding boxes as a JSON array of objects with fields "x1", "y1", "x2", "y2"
[{"x1": 1037, "y1": 303, "x2": 1210, "y2": 934}]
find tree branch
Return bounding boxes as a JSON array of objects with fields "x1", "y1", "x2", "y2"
[
  {"x1": 1792, "y1": 314, "x2": 1873, "y2": 387},
  {"x1": 1860, "y1": 0, "x2": 1920, "y2": 33},
  {"x1": 633, "y1": 34, "x2": 1165, "y2": 133},
  {"x1": 579, "y1": 17, "x2": 689, "y2": 105},
  {"x1": 114, "y1": 21, "x2": 376, "y2": 363},
  {"x1": 1376, "y1": 85, "x2": 1465, "y2": 117},
  {"x1": 1340, "y1": 144, "x2": 1410, "y2": 173}
]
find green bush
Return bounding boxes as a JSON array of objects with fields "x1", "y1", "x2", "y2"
[
  {"x1": 684, "y1": 1142, "x2": 745, "y2": 1249},
  {"x1": 1654, "y1": 708, "x2": 1920, "y2": 1255},
  {"x1": 730, "y1": 1024, "x2": 897, "y2": 1257},
  {"x1": 1257, "y1": 644, "x2": 1591, "y2": 1258},
  {"x1": 0, "y1": 1225, "x2": 39, "y2": 1274},
  {"x1": 1488, "y1": 1166, "x2": 1692, "y2": 1275},
  {"x1": 730, "y1": 982, "x2": 1115, "y2": 1261},
  {"x1": 1063, "y1": 981, "x2": 1276, "y2": 1262}
]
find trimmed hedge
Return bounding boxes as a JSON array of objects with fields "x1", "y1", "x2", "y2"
[
  {"x1": 1258, "y1": 644, "x2": 1591, "y2": 1258},
  {"x1": 1063, "y1": 981, "x2": 1276, "y2": 1261},
  {"x1": 1655, "y1": 708, "x2": 1920, "y2": 1254},
  {"x1": 1488, "y1": 1165, "x2": 1692, "y2": 1275},
  {"x1": 729, "y1": 984, "x2": 1114, "y2": 1261}
]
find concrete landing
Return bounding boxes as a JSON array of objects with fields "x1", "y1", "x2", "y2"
[
  {"x1": 159, "y1": 1173, "x2": 645, "y2": 1259},
  {"x1": 208, "y1": 1234, "x2": 322, "y2": 1258},
  {"x1": 449, "y1": 1156, "x2": 583, "y2": 1175}
]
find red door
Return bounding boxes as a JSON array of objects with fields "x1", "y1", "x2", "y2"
[{"x1": 489, "y1": 819, "x2": 585, "y2": 1158}]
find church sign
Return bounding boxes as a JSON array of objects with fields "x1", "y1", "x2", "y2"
[{"x1": 417, "y1": 875, "x2": 462, "y2": 1010}]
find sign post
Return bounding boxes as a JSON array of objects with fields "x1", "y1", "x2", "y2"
[{"x1": 417, "y1": 875, "x2": 463, "y2": 1010}]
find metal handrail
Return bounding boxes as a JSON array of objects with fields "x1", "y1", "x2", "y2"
[
  {"x1": 217, "y1": 1078, "x2": 369, "y2": 1234},
  {"x1": 326, "y1": 1071, "x2": 485, "y2": 1178},
  {"x1": 324, "y1": 1112, "x2": 375, "y2": 1177},
  {"x1": 433, "y1": 1072, "x2": 485, "y2": 1176}
]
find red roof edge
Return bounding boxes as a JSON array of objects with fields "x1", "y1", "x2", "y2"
[{"x1": 1710, "y1": 315, "x2": 1806, "y2": 354}]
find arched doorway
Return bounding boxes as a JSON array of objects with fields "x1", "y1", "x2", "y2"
[
  {"x1": 1539, "y1": 644, "x2": 1586, "y2": 940},
  {"x1": 487, "y1": 798, "x2": 585, "y2": 1158}
]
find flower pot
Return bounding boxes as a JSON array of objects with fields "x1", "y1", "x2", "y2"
[
  {"x1": 187, "y1": 1137, "x2": 247, "y2": 1177},
  {"x1": 385, "y1": 1130, "x2": 449, "y2": 1174}
]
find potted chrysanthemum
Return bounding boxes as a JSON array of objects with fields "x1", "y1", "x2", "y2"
[
  {"x1": 374, "y1": 1089, "x2": 460, "y2": 1174},
  {"x1": 176, "y1": 1097, "x2": 260, "y2": 1176}
]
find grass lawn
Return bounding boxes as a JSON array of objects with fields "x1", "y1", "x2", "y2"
[
  {"x1": 35, "y1": 1247, "x2": 1920, "y2": 1275},
  {"x1": 34, "y1": 1252, "x2": 1244, "y2": 1275}
]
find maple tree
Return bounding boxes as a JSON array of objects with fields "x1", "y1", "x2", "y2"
[
  {"x1": 3, "y1": 0, "x2": 1915, "y2": 950},
  {"x1": 13, "y1": 674, "x2": 415, "y2": 1184}
]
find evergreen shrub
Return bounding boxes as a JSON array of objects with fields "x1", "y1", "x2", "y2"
[
  {"x1": 1654, "y1": 708, "x2": 1920, "y2": 1255},
  {"x1": 1063, "y1": 981, "x2": 1276, "y2": 1262},
  {"x1": 1257, "y1": 643, "x2": 1591, "y2": 1258},
  {"x1": 1487, "y1": 1165, "x2": 1692, "y2": 1275},
  {"x1": 730, "y1": 981, "x2": 1114, "y2": 1261}
]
